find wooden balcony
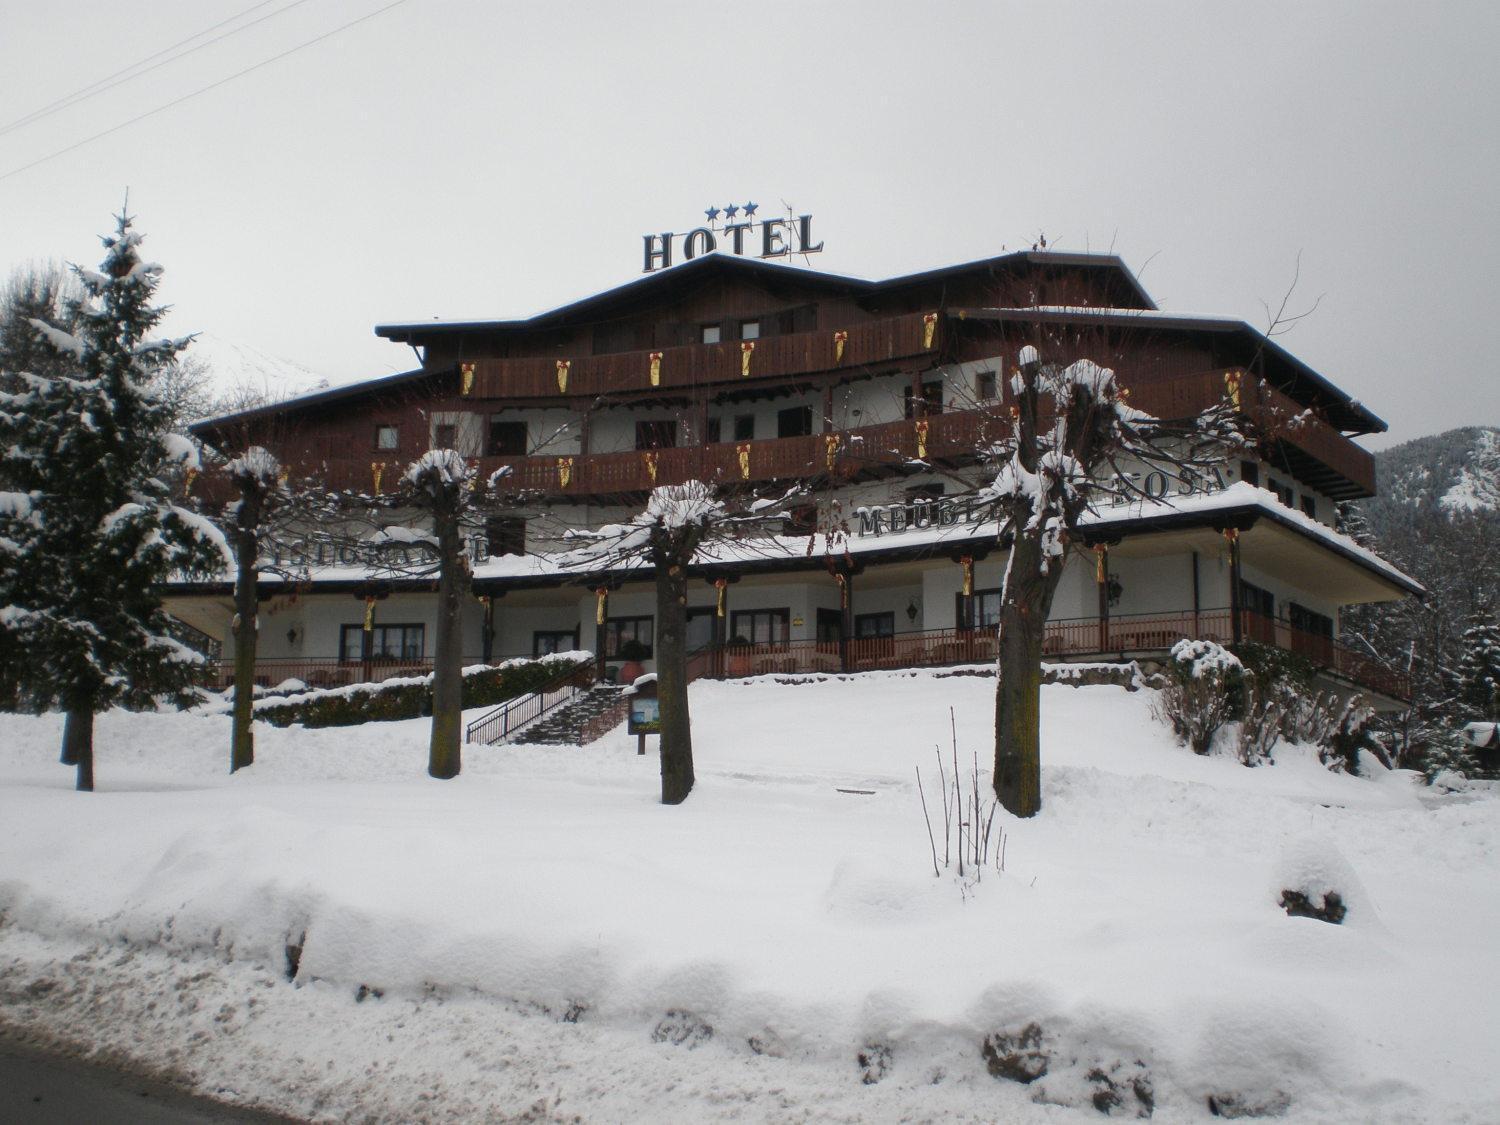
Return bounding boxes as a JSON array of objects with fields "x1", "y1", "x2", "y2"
[{"x1": 465, "y1": 309, "x2": 943, "y2": 398}]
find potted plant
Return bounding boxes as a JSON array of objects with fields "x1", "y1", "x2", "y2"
[{"x1": 616, "y1": 638, "x2": 649, "y2": 684}]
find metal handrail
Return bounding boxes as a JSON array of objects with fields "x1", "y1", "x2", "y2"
[{"x1": 465, "y1": 664, "x2": 592, "y2": 745}]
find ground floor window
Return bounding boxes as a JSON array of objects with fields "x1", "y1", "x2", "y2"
[
  {"x1": 533, "y1": 629, "x2": 578, "y2": 656},
  {"x1": 339, "y1": 623, "x2": 424, "y2": 662},
  {"x1": 605, "y1": 616, "x2": 653, "y2": 658},
  {"x1": 854, "y1": 612, "x2": 894, "y2": 638},
  {"x1": 729, "y1": 608, "x2": 789, "y2": 646},
  {"x1": 956, "y1": 588, "x2": 1002, "y2": 630}
]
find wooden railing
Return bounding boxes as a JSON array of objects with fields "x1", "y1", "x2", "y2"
[
  {"x1": 705, "y1": 608, "x2": 1408, "y2": 700},
  {"x1": 468, "y1": 311, "x2": 942, "y2": 398},
  {"x1": 235, "y1": 366, "x2": 1369, "y2": 503}
]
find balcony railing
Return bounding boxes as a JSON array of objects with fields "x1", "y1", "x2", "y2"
[
  {"x1": 466, "y1": 310, "x2": 943, "y2": 399},
  {"x1": 703, "y1": 609, "x2": 1409, "y2": 701},
  {"x1": 226, "y1": 366, "x2": 1368, "y2": 504}
]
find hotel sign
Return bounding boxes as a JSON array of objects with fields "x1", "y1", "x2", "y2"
[
  {"x1": 643, "y1": 203, "x2": 823, "y2": 272},
  {"x1": 854, "y1": 467, "x2": 1230, "y2": 538}
]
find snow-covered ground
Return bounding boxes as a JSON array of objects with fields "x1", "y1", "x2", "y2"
[{"x1": 1, "y1": 672, "x2": 1496, "y2": 1123}]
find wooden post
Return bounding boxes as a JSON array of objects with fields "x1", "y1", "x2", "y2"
[
  {"x1": 839, "y1": 570, "x2": 854, "y2": 673},
  {"x1": 822, "y1": 382, "x2": 834, "y2": 432},
  {"x1": 1226, "y1": 530, "x2": 1242, "y2": 646},
  {"x1": 593, "y1": 585, "x2": 609, "y2": 682}
]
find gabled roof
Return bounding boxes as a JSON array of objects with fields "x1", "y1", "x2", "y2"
[{"x1": 373, "y1": 250, "x2": 1157, "y2": 344}]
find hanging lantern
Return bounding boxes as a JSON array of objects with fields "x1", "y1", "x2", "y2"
[
  {"x1": 649, "y1": 351, "x2": 663, "y2": 387},
  {"x1": 961, "y1": 554, "x2": 974, "y2": 597},
  {"x1": 736, "y1": 441, "x2": 752, "y2": 479},
  {"x1": 922, "y1": 311, "x2": 939, "y2": 349},
  {"x1": 1224, "y1": 370, "x2": 1242, "y2": 409},
  {"x1": 1094, "y1": 544, "x2": 1108, "y2": 584},
  {"x1": 557, "y1": 456, "x2": 573, "y2": 488},
  {"x1": 714, "y1": 577, "x2": 728, "y2": 618},
  {"x1": 824, "y1": 432, "x2": 841, "y2": 471},
  {"x1": 833, "y1": 329, "x2": 848, "y2": 364},
  {"x1": 595, "y1": 586, "x2": 608, "y2": 626},
  {"x1": 740, "y1": 340, "x2": 755, "y2": 377},
  {"x1": 914, "y1": 418, "x2": 929, "y2": 459},
  {"x1": 460, "y1": 362, "x2": 476, "y2": 396},
  {"x1": 370, "y1": 461, "x2": 385, "y2": 493},
  {"x1": 643, "y1": 449, "x2": 659, "y2": 482},
  {"x1": 362, "y1": 595, "x2": 377, "y2": 632}
]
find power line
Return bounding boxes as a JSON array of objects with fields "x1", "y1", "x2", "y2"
[
  {"x1": 0, "y1": 0, "x2": 411, "y2": 184},
  {"x1": 1, "y1": 0, "x2": 292, "y2": 138}
]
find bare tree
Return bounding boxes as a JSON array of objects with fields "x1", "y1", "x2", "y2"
[
  {"x1": 562, "y1": 480, "x2": 790, "y2": 804},
  {"x1": 984, "y1": 344, "x2": 1238, "y2": 816}
]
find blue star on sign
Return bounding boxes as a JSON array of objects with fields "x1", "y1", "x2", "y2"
[
  {"x1": 704, "y1": 206, "x2": 721, "y2": 222},
  {"x1": 743, "y1": 201, "x2": 758, "y2": 217},
  {"x1": 723, "y1": 203, "x2": 740, "y2": 219}
]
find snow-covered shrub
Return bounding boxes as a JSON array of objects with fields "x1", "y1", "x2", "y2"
[
  {"x1": 1235, "y1": 676, "x2": 1284, "y2": 767},
  {"x1": 1153, "y1": 639, "x2": 1244, "y2": 755},
  {"x1": 255, "y1": 654, "x2": 590, "y2": 729}
]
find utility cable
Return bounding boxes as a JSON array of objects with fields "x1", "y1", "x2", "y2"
[
  {"x1": 0, "y1": 0, "x2": 410, "y2": 183},
  {"x1": 0, "y1": 0, "x2": 301, "y2": 138}
]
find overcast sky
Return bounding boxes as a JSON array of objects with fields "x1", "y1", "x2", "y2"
[{"x1": 1, "y1": 1, "x2": 1495, "y2": 448}]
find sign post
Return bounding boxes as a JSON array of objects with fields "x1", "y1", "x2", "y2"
[{"x1": 626, "y1": 676, "x2": 660, "y2": 756}]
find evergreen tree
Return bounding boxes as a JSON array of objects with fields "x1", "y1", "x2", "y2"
[
  {"x1": 0, "y1": 208, "x2": 229, "y2": 790},
  {"x1": 1456, "y1": 613, "x2": 1500, "y2": 720}
]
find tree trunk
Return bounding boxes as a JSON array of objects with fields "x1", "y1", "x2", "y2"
[
  {"x1": 993, "y1": 532, "x2": 1066, "y2": 818},
  {"x1": 230, "y1": 524, "x2": 259, "y2": 773},
  {"x1": 656, "y1": 559, "x2": 694, "y2": 804},
  {"x1": 60, "y1": 706, "x2": 85, "y2": 765},
  {"x1": 69, "y1": 706, "x2": 95, "y2": 792},
  {"x1": 428, "y1": 507, "x2": 467, "y2": 780}
]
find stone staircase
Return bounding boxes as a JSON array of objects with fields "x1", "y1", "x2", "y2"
[{"x1": 512, "y1": 684, "x2": 626, "y2": 745}]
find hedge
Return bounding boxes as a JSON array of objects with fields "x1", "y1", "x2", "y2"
[{"x1": 254, "y1": 654, "x2": 591, "y2": 729}]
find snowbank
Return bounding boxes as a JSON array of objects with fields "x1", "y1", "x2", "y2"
[{"x1": 0, "y1": 673, "x2": 1495, "y2": 1122}]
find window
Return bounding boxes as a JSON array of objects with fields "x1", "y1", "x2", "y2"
[
  {"x1": 339, "y1": 623, "x2": 424, "y2": 663},
  {"x1": 488, "y1": 419, "x2": 527, "y2": 456},
  {"x1": 733, "y1": 414, "x2": 756, "y2": 442},
  {"x1": 739, "y1": 319, "x2": 761, "y2": 340},
  {"x1": 705, "y1": 417, "x2": 722, "y2": 444},
  {"x1": 533, "y1": 630, "x2": 579, "y2": 657},
  {"x1": 1300, "y1": 495, "x2": 1317, "y2": 519},
  {"x1": 957, "y1": 587, "x2": 1002, "y2": 630},
  {"x1": 605, "y1": 616, "x2": 653, "y2": 658},
  {"x1": 816, "y1": 607, "x2": 842, "y2": 643},
  {"x1": 374, "y1": 424, "x2": 399, "y2": 451},
  {"x1": 1269, "y1": 480, "x2": 1295, "y2": 508},
  {"x1": 1289, "y1": 602, "x2": 1333, "y2": 639},
  {"x1": 777, "y1": 405, "x2": 813, "y2": 438},
  {"x1": 904, "y1": 379, "x2": 944, "y2": 418},
  {"x1": 1240, "y1": 461, "x2": 1260, "y2": 487},
  {"x1": 855, "y1": 612, "x2": 895, "y2": 639},
  {"x1": 484, "y1": 516, "x2": 526, "y2": 557},
  {"x1": 976, "y1": 370, "x2": 998, "y2": 401},
  {"x1": 701, "y1": 323, "x2": 722, "y2": 344},
  {"x1": 433, "y1": 423, "x2": 457, "y2": 450},
  {"x1": 729, "y1": 608, "x2": 789, "y2": 646},
  {"x1": 635, "y1": 420, "x2": 677, "y2": 450}
]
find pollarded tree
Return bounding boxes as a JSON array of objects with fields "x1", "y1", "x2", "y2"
[
  {"x1": 0, "y1": 208, "x2": 229, "y2": 790},
  {"x1": 222, "y1": 446, "x2": 293, "y2": 773},
  {"x1": 564, "y1": 480, "x2": 787, "y2": 805},
  {"x1": 985, "y1": 345, "x2": 1238, "y2": 816}
]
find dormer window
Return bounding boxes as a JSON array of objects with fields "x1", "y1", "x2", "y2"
[
  {"x1": 374, "y1": 424, "x2": 399, "y2": 451},
  {"x1": 701, "y1": 324, "x2": 722, "y2": 344},
  {"x1": 739, "y1": 319, "x2": 761, "y2": 340}
]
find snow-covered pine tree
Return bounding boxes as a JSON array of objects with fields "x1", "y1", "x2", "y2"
[
  {"x1": 0, "y1": 208, "x2": 230, "y2": 790},
  {"x1": 1456, "y1": 613, "x2": 1500, "y2": 721}
]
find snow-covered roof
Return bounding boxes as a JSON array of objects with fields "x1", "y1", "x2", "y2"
[{"x1": 169, "y1": 482, "x2": 1421, "y2": 599}]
